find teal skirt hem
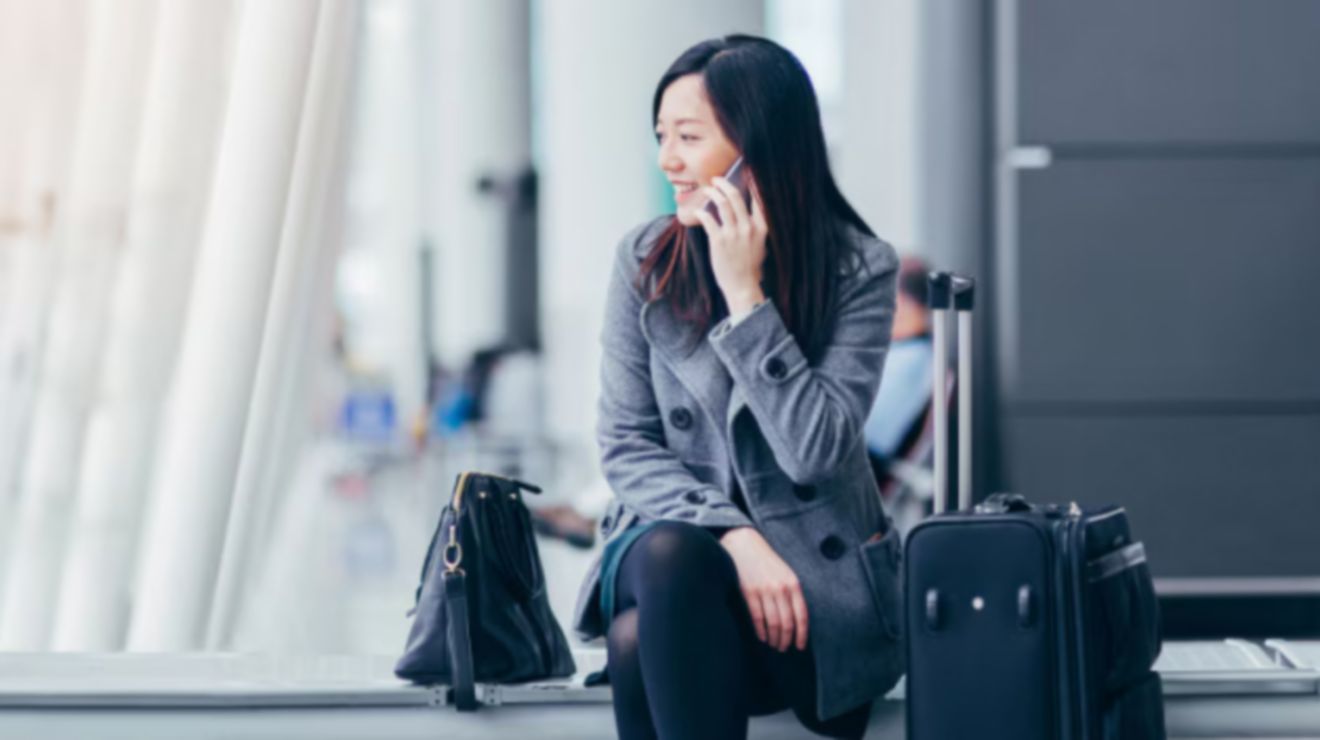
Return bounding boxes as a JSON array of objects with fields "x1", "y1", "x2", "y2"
[{"x1": 597, "y1": 521, "x2": 661, "y2": 630}]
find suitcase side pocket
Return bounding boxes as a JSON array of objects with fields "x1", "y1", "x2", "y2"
[
  {"x1": 1088, "y1": 542, "x2": 1162, "y2": 696},
  {"x1": 859, "y1": 530, "x2": 903, "y2": 641}
]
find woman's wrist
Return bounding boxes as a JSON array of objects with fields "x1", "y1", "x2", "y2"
[
  {"x1": 719, "y1": 525, "x2": 755, "y2": 544},
  {"x1": 725, "y1": 285, "x2": 766, "y2": 318}
]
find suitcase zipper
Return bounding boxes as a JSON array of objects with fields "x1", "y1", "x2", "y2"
[{"x1": 1061, "y1": 512, "x2": 1093, "y2": 740}]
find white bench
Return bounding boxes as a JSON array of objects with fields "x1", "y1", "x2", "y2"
[{"x1": 3, "y1": 645, "x2": 1320, "y2": 737}]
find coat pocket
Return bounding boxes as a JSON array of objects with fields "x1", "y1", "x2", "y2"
[{"x1": 858, "y1": 529, "x2": 904, "y2": 641}]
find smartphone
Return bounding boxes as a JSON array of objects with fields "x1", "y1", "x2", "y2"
[{"x1": 703, "y1": 157, "x2": 753, "y2": 226}]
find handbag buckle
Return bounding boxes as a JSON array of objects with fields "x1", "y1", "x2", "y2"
[{"x1": 444, "y1": 523, "x2": 464, "y2": 573}]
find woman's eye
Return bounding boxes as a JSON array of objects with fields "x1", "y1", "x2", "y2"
[{"x1": 653, "y1": 132, "x2": 698, "y2": 144}]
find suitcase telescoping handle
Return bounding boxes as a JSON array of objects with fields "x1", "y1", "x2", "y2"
[
  {"x1": 926, "y1": 271, "x2": 975, "y2": 514},
  {"x1": 928, "y1": 273, "x2": 951, "y2": 514},
  {"x1": 954, "y1": 276, "x2": 974, "y2": 510}
]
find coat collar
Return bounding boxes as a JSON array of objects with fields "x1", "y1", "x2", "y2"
[{"x1": 639, "y1": 297, "x2": 738, "y2": 441}]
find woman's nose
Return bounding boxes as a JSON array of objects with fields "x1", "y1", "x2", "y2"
[{"x1": 657, "y1": 143, "x2": 682, "y2": 174}]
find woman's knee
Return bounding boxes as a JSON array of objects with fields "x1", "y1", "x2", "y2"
[{"x1": 630, "y1": 521, "x2": 737, "y2": 593}]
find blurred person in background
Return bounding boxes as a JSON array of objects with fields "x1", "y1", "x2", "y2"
[
  {"x1": 862, "y1": 256, "x2": 937, "y2": 535},
  {"x1": 429, "y1": 343, "x2": 599, "y2": 548},
  {"x1": 573, "y1": 35, "x2": 903, "y2": 740},
  {"x1": 863, "y1": 256, "x2": 933, "y2": 463}
]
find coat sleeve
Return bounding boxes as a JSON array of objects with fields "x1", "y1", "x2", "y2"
[
  {"x1": 596, "y1": 228, "x2": 755, "y2": 529},
  {"x1": 708, "y1": 238, "x2": 898, "y2": 485}
]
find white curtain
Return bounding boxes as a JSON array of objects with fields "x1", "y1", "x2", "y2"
[
  {"x1": 0, "y1": 0, "x2": 360, "y2": 652},
  {"x1": 52, "y1": 0, "x2": 238, "y2": 651},
  {"x1": 0, "y1": 0, "x2": 88, "y2": 610},
  {"x1": 0, "y1": 0, "x2": 160, "y2": 650}
]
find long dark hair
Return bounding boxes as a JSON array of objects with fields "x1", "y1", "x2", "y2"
[{"x1": 639, "y1": 34, "x2": 874, "y2": 363}]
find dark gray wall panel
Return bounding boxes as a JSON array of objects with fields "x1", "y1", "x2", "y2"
[
  {"x1": 1004, "y1": 414, "x2": 1320, "y2": 578},
  {"x1": 1009, "y1": 158, "x2": 1320, "y2": 403},
  {"x1": 1017, "y1": 0, "x2": 1320, "y2": 144}
]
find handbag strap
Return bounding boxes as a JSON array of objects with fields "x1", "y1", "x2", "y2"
[{"x1": 444, "y1": 569, "x2": 478, "y2": 710}]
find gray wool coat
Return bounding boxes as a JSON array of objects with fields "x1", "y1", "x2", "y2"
[{"x1": 572, "y1": 215, "x2": 904, "y2": 722}]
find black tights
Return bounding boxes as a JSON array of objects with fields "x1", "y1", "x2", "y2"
[{"x1": 605, "y1": 521, "x2": 871, "y2": 740}]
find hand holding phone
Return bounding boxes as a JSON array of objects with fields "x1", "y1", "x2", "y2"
[
  {"x1": 703, "y1": 157, "x2": 753, "y2": 226},
  {"x1": 696, "y1": 155, "x2": 767, "y2": 315}
]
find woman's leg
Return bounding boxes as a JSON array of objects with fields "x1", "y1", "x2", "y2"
[
  {"x1": 606, "y1": 607, "x2": 656, "y2": 740},
  {"x1": 605, "y1": 521, "x2": 773, "y2": 740}
]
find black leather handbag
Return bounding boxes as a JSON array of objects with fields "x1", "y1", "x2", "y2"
[{"x1": 395, "y1": 471, "x2": 577, "y2": 709}]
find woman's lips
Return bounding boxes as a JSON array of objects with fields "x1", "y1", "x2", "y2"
[{"x1": 673, "y1": 182, "x2": 698, "y2": 203}]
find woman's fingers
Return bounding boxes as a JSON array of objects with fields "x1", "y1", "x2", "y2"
[
  {"x1": 770, "y1": 585, "x2": 792, "y2": 648},
  {"x1": 772, "y1": 591, "x2": 790, "y2": 652},
  {"x1": 758, "y1": 586, "x2": 796, "y2": 652},
  {"x1": 760, "y1": 590, "x2": 776, "y2": 648},
  {"x1": 692, "y1": 205, "x2": 721, "y2": 241},
  {"x1": 744, "y1": 587, "x2": 767, "y2": 644},
  {"x1": 702, "y1": 184, "x2": 734, "y2": 231},
  {"x1": 712, "y1": 176, "x2": 749, "y2": 230},
  {"x1": 790, "y1": 583, "x2": 810, "y2": 651}
]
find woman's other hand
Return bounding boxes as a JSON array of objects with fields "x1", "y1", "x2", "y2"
[
  {"x1": 719, "y1": 526, "x2": 809, "y2": 652},
  {"x1": 695, "y1": 177, "x2": 768, "y2": 316}
]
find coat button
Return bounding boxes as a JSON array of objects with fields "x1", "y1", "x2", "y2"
[
  {"x1": 765, "y1": 357, "x2": 788, "y2": 380},
  {"x1": 793, "y1": 485, "x2": 816, "y2": 502},
  {"x1": 683, "y1": 490, "x2": 706, "y2": 505},
  {"x1": 819, "y1": 535, "x2": 846, "y2": 560},
  {"x1": 669, "y1": 407, "x2": 693, "y2": 430}
]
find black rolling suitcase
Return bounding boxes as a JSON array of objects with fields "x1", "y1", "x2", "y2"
[{"x1": 903, "y1": 273, "x2": 1166, "y2": 740}]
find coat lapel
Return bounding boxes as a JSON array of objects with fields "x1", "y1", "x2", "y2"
[{"x1": 639, "y1": 298, "x2": 733, "y2": 442}]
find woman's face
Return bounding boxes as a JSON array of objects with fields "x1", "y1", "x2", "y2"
[{"x1": 655, "y1": 74, "x2": 740, "y2": 227}]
